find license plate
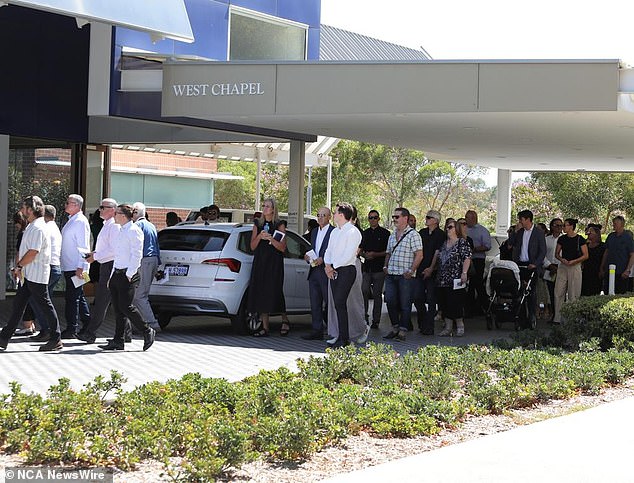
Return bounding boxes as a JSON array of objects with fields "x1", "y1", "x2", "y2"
[{"x1": 165, "y1": 264, "x2": 189, "y2": 276}]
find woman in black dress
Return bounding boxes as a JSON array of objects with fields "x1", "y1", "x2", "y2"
[
  {"x1": 581, "y1": 224, "x2": 606, "y2": 296},
  {"x1": 248, "y1": 197, "x2": 287, "y2": 337}
]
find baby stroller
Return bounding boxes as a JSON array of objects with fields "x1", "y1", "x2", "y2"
[{"x1": 485, "y1": 259, "x2": 536, "y2": 331}]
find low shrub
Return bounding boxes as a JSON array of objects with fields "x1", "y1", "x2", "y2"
[
  {"x1": 1, "y1": 344, "x2": 634, "y2": 481},
  {"x1": 560, "y1": 295, "x2": 634, "y2": 350}
]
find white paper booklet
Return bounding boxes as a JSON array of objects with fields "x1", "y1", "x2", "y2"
[{"x1": 453, "y1": 278, "x2": 467, "y2": 290}]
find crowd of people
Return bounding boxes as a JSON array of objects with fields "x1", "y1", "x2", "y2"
[
  {"x1": 1, "y1": 194, "x2": 159, "y2": 352},
  {"x1": 502, "y1": 212, "x2": 634, "y2": 326},
  {"x1": 5, "y1": 191, "x2": 633, "y2": 352},
  {"x1": 253, "y1": 202, "x2": 634, "y2": 346}
]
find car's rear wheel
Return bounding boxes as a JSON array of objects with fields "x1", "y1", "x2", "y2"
[
  {"x1": 229, "y1": 295, "x2": 250, "y2": 335},
  {"x1": 157, "y1": 312, "x2": 172, "y2": 330}
]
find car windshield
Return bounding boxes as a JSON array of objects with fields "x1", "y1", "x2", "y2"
[{"x1": 158, "y1": 229, "x2": 230, "y2": 252}]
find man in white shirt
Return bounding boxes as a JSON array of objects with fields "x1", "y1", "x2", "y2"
[
  {"x1": 98, "y1": 204, "x2": 155, "y2": 351},
  {"x1": 78, "y1": 198, "x2": 121, "y2": 344},
  {"x1": 0, "y1": 196, "x2": 63, "y2": 352},
  {"x1": 543, "y1": 218, "x2": 563, "y2": 321},
  {"x1": 60, "y1": 194, "x2": 91, "y2": 338},
  {"x1": 324, "y1": 202, "x2": 362, "y2": 348},
  {"x1": 29, "y1": 204, "x2": 63, "y2": 342},
  {"x1": 302, "y1": 207, "x2": 335, "y2": 340},
  {"x1": 511, "y1": 210, "x2": 547, "y2": 329}
]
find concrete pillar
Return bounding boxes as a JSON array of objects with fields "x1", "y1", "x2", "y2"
[
  {"x1": 287, "y1": 141, "x2": 305, "y2": 233},
  {"x1": 496, "y1": 168, "x2": 512, "y2": 236},
  {"x1": 0, "y1": 135, "x2": 8, "y2": 299}
]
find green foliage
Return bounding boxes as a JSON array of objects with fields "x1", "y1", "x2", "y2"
[
  {"x1": 214, "y1": 160, "x2": 258, "y2": 209},
  {"x1": 2, "y1": 343, "x2": 634, "y2": 480},
  {"x1": 531, "y1": 172, "x2": 634, "y2": 228},
  {"x1": 511, "y1": 177, "x2": 560, "y2": 224},
  {"x1": 560, "y1": 295, "x2": 634, "y2": 350}
]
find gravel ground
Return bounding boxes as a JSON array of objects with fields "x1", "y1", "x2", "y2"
[{"x1": 1, "y1": 378, "x2": 633, "y2": 482}]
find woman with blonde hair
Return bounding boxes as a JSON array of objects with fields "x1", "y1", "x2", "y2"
[{"x1": 247, "y1": 197, "x2": 288, "y2": 337}]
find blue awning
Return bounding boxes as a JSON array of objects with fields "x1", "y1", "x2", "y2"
[{"x1": 5, "y1": 0, "x2": 194, "y2": 43}]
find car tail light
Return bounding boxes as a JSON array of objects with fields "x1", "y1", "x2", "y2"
[{"x1": 202, "y1": 258, "x2": 241, "y2": 273}]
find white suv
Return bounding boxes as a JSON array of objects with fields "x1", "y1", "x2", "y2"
[{"x1": 149, "y1": 223, "x2": 312, "y2": 333}]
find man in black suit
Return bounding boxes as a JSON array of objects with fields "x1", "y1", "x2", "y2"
[
  {"x1": 512, "y1": 209, "x2": 546, "y2": 328},
  {"x1": 302, "y1": 207, "x2": 335, "y2": 340}
]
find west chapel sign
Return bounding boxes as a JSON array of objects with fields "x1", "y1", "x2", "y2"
[{"x1": 162, "y1": 63, "x2": 276, "y2": 117}]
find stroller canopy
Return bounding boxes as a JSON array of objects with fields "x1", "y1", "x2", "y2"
[{"x1": 486, "y1": 258, "x2": 521, "y2": 295}]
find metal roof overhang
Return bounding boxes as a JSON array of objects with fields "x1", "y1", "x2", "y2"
[
  {"x1": 3, "y1": 0, "x2": 194, "y2": 42},
  {"x1": 160, "y1": 59, "x2": 634, "y2": 172}
]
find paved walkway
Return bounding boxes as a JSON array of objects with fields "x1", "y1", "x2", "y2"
[
  {"x1": 324, "y1": 395, "x2": 634, "y2": 482},
  {"x1": 0, "y1": 295, "x2": 507, "y2": 394}
]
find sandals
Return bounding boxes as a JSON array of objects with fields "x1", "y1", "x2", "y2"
[
  {"x1": 253, "y1": 328, "x2": 269, "y2": 337},
  {"x1": 280, "y1": 323, "x2": 291, "y2": 337}
]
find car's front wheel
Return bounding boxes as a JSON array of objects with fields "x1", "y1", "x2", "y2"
[{"x1": 157, "y1": 312, "x2": 172, "y2": 330}]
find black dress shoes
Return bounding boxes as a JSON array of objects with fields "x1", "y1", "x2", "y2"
[
  {"x1": 76, "y1": 332, "x2": 96, "y2": 344},
  {"x1": 301, "y1": 330, "x2": 323, "y2": 340},
  {"x1": 39, "y1": 338, "x2": 63, "y2": 351},
  {"x1": 143, "y1": 328, "x2": 156, "y2": 351},
  {"x1": 30, "y1": 331, "x2": 51, "y2": 342},
  {"x1": 329, "y1": 338, "x2": 350, "y2": 349},
  {"x1": 98, "y1": 341, "x2": 124, "y2": 351},
  {"x1": 60, "y1": 330, "x2": 77, "y2": 339},
  {"x1": 383, "y1": 331, "x2": 398, "y2": 340}
]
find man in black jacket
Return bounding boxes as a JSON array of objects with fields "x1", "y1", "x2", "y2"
[
  {"x1": 302, "y1": 207, "x2": 335, "y2": 340},
  {"x1": 512, "y1": 210, "x2": 546, "y2": 329}
]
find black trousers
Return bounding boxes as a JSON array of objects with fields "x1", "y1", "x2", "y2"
[
  {"x1": 330, "y1": 265, "x2": 356, "y2": 342},
  {"x1": 467, "y1": 258, "x2": 487, "y2": 314},
  {"x1": 109, "y1": 270, "x2": 150, "y2": 344},
  {"x1": 0, "y1": 279, "x2": 61, "y2": 342},
  {"x1": 83, "y1": 260, "x2": 114, "y2": 338}
]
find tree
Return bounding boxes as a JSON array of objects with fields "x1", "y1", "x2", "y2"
[
  {"x1": 213, "y1": 160, "x2": 257, "y2": 209},
  {"x1": 511, "y1": 177, "x2": 560, "y2": 224},
  {"x1": 531, "y1": 172, "x2": 634, "y2": 228}
]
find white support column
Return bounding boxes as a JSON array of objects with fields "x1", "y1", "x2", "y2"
[
  {"x1": 327, "y1": 156, "x2": 332, "y2": 210},
  {"x1": 255, "y1": 158, "x2": 262, "y2": 211},
  {"x1": 0, "y1": 135, "x2": 9, "y2": 299},
  {"x1": 87, "y1": 22, "x2": 112, "y2": 116},
  {"x1": 288, "y1": 141, "x2": 305, "y2": 233},
  {"x1": 496, "y1": 168, "x2": 512, "y2": 236}
]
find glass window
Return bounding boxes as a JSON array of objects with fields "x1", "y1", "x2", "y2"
[
  {"x1": 238, "y1": 230, "x2": 254, "y2": 256},
  {"x1": 158, "y1": 229, "x2": 229, "y2": 252},
  {"x1": 7, "y1": 147, "x2": 71, "y2": 291},
  {"x1": 284, "y1": 231, "x2": 308, "y2": 259},
  {"x1": 229, "y1": 8, "x2": 307, "y2": 61}
]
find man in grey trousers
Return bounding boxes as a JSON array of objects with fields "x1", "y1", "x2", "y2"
[
  {"x1": 132, "y1": 202, "x2": 160, "y2": 330},
  {"x1": 78, "y1": 198, "x2": 120, "y2": 344}
]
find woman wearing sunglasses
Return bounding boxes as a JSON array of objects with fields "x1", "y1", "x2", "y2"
[{"x1": 434, "y1": 218, "x2": 472, "y2": 336}]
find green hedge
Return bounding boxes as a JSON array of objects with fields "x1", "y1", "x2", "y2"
[
  {"x1": 560, "y1": 295, "x2": 634, "y2": 350},
  {"x1": 2, "y1": 343, "x2": 634, "y2": 481}
]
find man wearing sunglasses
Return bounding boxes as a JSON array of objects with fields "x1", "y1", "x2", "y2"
[
  {"x1": 60, "y1": 194, "x2": 91, "y2": 338},
  {"x1": 78, "y1": 198, "x2": 121, "y2": 344},
  {"x1": 382, "y1": 207, "x2": 423, "y2": 341},
  {"x1": 360, "y1": 210, "x2": 390, "y2": 329},
  {"x1": 414, "y1": 210, "x2": 445, "y2": 335}
]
